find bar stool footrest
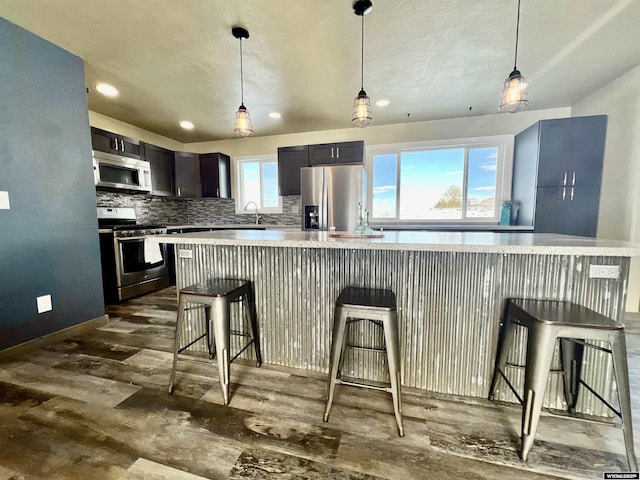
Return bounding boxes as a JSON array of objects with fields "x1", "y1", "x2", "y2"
[
  {"x1": 337, "y1": 376, "x2": 392, "y2": 392},
  {"x1": 177, "y1": 332, "x2": 209, "y2": 354}
]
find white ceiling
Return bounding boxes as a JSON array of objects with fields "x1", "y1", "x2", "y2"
[{"x1": 1, "y1": 0, "x2": 640, "y2": 143}]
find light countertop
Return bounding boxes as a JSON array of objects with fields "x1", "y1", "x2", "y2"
[
  {"x1": 151, "y1": 229, "x2": 640, "y2": 256},
  {"x1": 166, "y1": 224, "x2": 298, "y2": 230}
]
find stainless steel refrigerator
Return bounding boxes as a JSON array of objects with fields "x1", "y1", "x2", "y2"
[{"x1": 300, "y1": 165, "x2": 366, "y2": 231}]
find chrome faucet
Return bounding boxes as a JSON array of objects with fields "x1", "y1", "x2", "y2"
[{"x1": 243, "y1": 201, "x2": 262, "y2": 224}]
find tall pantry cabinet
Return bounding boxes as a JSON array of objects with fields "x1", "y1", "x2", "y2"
[{"x1": 511, "y1": 115, "x2": 607, "y2": 237}]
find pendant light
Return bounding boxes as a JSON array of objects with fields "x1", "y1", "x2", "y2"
[
  {"x1": 232, "y1": 26, "x2": 253, "y2": 137},
  {"x1": 499, "y1": 0, "x2": 528, "y2": 114},
  {"x1": 352, "y1": 0, "x2": 373, "y2": 128}
]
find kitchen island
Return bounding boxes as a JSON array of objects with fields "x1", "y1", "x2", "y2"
[{"x1": 154, "y1": 229, "x2": 640, "y2": 415}]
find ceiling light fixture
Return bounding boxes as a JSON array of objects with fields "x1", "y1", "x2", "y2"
[
  {"x1": 375, "y1": 99, "x2": 390, "y2": 107},
  {"x1": 268, "y1": 112, "x2": 282, "y2": 119},
  {"x1": 352, "y1": 0, "x2": 373, "y2": 128},
  {"x1": 95, "y1": 83, "x2": 119, "y2": 98},
  {"x1": 499, "y1": 0, "x2": 528, "y2": 114},
  {"x1": 180, "y1": 121, "x2": 194, "y2": 130},
  {"x1": 232, "y1": 26, "x2": 253, "y2": 137}
]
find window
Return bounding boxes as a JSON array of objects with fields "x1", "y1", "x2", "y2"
[
  {"x1": 366, "y1": 136, "x2": 513, "y2": 223},
  {"x1": 235, "y1": 155, "x2": 282, "y2": 214}
]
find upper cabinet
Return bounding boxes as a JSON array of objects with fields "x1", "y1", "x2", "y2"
[
  {"x1": 174, "y1": 152, "x2": 202, "y2": 198},
  {"x1": 90, "y1": 127, "x2": 231, "y2": 199},
  {"x1": 200, "y1": 153, "x2": 231, "y2": 198},
  {"x1": 91, "y1": 127, "x2": 143, "y2": 159},
  {"x1": 174, "y1": 152, "x2": 232, "y2": 198},
  {"x1": 142, "y1": 142, "x2": 174, "y2": 196},
  {"x1": 277, "y1": 141, "x2": 364, "y2": 196},
  {"x1": 534, "y1": 116, "x2": 606, "y2": 188},
  {"x1": 277, "y1": 145, "x2": 309, "y2": 196},
  {"x1": 309, "y1": 141, "x2": 364, "y2": 165},
  {"x1": 511, "y1": 115, "x2": 607, "y2": 237}
]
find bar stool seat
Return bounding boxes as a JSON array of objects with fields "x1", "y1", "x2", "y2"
[
  {"x1": 488, "y1": 298, "x2": 637, "y2": 471},
  {"x1": 168, "y1": 279, "x2": 261, "y2": 404},
  {"x1": 323, "y1": 287, "x2": 404, "y2": 436}
]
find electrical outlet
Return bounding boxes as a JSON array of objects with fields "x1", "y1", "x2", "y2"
[
  {"x1": 0, "y1": 191, "x2": 10, "y2": 210},
  {"x1": 178, "y1": 249, "x2": 193, "y2": 259},
  {"x1": 291, "y1": 205, "x2": 299, "y2": 214},
  {"x1": 588, "y1": 265, "x2": 620, "y2": 279},
  {"x1": 36, "y1": 294, "x2": 52, "y2": 313}
]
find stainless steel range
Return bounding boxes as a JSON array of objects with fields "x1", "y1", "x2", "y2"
[{"x1": 97, "y1": 207, "x2": 169, "y2": 304}]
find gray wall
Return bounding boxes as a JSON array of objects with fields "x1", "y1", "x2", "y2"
[{"x1": 0, "y1": 18, "x2": 105, "y2": 350}]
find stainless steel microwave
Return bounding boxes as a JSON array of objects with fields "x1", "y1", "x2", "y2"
[{"x1": 93, "y1": 150, "x2": 152, "y2": 193}]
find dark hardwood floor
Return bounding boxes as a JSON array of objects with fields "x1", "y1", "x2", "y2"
[{"x1": 0, "y1": 287, "x2": 638, "y2": 479}]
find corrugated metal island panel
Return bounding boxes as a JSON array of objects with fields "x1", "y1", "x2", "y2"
[{"x1": 174, "y1": 244, "x2": 629, "y2": 416}]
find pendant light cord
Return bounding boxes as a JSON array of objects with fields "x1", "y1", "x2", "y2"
[
  {"x1": 239, "y1": 37, "x2": 245, "y2": 105},
  {"x1": 360, "y1": 14, "x2": 365, "y2": 90},
  {"x1": 513, "y1": 0, "x2": 521, "y2": 70}
]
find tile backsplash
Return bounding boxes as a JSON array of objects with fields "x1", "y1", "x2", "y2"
[{"x1": 96, "y1": 191, "x2": 302, "y2": 226}]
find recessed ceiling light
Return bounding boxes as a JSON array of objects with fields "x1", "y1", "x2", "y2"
[
  {"x1": 180, "y1": 121, "x2": 194, "y2": 130},
  {"x1": 268, "y1": 112, "x2": 282, "y2": 119},
  {"x1": 95, "y1": 83, "x2": 119, "y2": 97},
  {"x1": 375, "y1": 99, "x2": 390, "y2": 107}
]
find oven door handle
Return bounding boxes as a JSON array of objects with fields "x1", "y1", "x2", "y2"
[{"x1": 116, "y1": 236, "x2": 163, "y2": 242}]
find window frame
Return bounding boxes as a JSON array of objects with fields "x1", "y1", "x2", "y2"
[
  {"x1": 234, "y1": 154, "x2": 283, "y2": 214},
  {"x1": 365, "y1": 135, "x2": 514, "y2": 225}
]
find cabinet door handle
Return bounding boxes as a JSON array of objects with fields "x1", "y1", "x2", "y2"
[
  {"x1": 113, "y1": 138, "x2": 118, "y2": 151},
  {"x1": 562, "y1": 187, "x2": 566, "y2": 200},
  {"x1": 570, "y1": 187, "x2": 574, "y2": 201},
  {"x1": 336, "y1": 147, "x2": 340, "y2": 158},
  {"x1": 572, "y1": 172, "x2": 576, "y2": 186},
  {"x1": 563, "y1": 172, "x2": 567, "y2": 186},
  {"x1": 216, "y1": 188, "x2": 219, "y2": 197},
  {"x1": 178, "y1": 187, "x2": 181, "y2": 196},
  {"x1": 120, "y1": 140, "x2": 125, "y2": 151},
  {"x1": 331, "y1": 147, "x2": 334, "y2": 159}
]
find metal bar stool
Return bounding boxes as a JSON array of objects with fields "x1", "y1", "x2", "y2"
[
  {"x1": 323, "y1": 287, "x2": 404, "y2": 436},
  {"x1": 488, "y1": 298, "x2": 637, "y2": 471},
  {"x1": 168, "y1": 279, "x2": 262, "y2": 404}
]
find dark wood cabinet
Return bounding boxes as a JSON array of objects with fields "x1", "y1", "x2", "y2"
[
  {"x1": 277, "y1": 145, "x2": 309, "y2": 195},
  {"x1": 174, "y1": 152, "x2": 231, "y2": 198},
  {"x1": 309, "y1": 140, "x2": 364, "y2": 165},
  {"x1": 174, "y1": 152, "x2": 201, "y2": 198},
  {"x1": 200, "y1": 153, "x2": 231, "y2": 198},
  {"x1": 142, "y1": 143, "x2": 174, "y2": 196},
  {"x1": 512, "y1": 115, "x2": 607, "y2": 237},
  {"x1": 90, "y1": 127, "x2": 143, "y2": 159}
]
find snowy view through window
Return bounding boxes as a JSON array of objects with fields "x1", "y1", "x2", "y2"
[{"x1": 372, "y1": 147, "x2": 498, "y2": 220}]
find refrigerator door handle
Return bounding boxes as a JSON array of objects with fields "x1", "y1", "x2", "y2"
[{"x1": 320, "y1": 169, "x2": 328, "y2": 230}]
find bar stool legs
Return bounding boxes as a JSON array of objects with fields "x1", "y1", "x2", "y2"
[
  {"x1": 168, "y1": 279, "x2": 261, "y2": 405},
  {"x1": 323, "y1": 287, "x2": 404, "y2": 437},
  {"x1": 323, "y1": 305, "x2": 349, "y2": 424},
  {"x1": 610, "y1": 332, "x2": 637, "y2": 471},
  {"x1": 246, "y1": 287, "x2": 262, "y2": 367},
  {"x1": 211, "y1": 297, "x2": 231, "y2": 405},
  {"x1": 558, "y1": 338, "x2": 584, "y2": 414},
  {"x1": 489, "y1": 299, "x2": 638, "y2": 471},
  {"x1": 168, "y1": 292, "x2": 187, "y2": 394},
  {"x1": 384, "y1": 310, "x2": 404, "y2": 437},
  {"x1": 520, "y1": 326, "x2": 556, "y2": 463}
]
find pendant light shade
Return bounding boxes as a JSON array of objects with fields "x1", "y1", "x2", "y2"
[
  {"x1": 499, "y1": 69, "x2": 528, "y2": 114},
  {"x1": 499, "y1": 0, "x2": 528, "y2": 114},
  {"x1": 353, "y1": 89, "x2": 372, "y2": 127},
  {"x1": 232, "y1": 26, "x2": 253, "y2": 137},
  {"x1": 352, "y1": 0, "x2": 373, "y2": 128},
  {"x1": 234, "y1": 105, "x2": 253, "y2": 137}
]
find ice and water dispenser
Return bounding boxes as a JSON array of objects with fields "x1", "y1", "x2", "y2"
[{"x1": 304, "y1": 206, "x2": 319, "y2": 230}]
